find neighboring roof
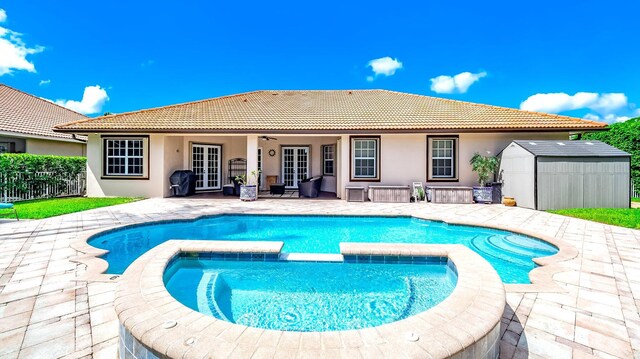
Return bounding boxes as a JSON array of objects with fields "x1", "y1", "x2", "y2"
[
  {"x1": 513, "y1": 140, "x2": 630, "y2": 157},
  {"x1": 0, "y1": 84, "x2": 87, "y2": 141},
  {"x1": 54, "y1": 90, "x2": 607, "y2": 134}
]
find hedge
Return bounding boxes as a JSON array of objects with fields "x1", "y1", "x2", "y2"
[
  {"x1": 0, "y1": 153, "x2": 86, "y2": 199},
  {"x1": 583, "y1": 117, "x2": 640, "y2": 191}
]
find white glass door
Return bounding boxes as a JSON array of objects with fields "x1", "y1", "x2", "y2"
[
  {"x1": 192, "y1": 144, "x2": 221, "y2": 190},
  {"x1": 281, "y1": 146, "x2": 309, "y2": 188}
]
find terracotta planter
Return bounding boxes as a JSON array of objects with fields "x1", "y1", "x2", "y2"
[
  {"x1": 502, "y1": 197, "x2": 516, "y2": 207},
  {"x1": 239, "y1": 185, "x2": 257, "y2": 201}
]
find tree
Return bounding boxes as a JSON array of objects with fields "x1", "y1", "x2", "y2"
[
  {"x1": 583, "y1": 117, "x2": 640, "y2": 192},
  {"x1": 469, "y1": 152, "x2": 499, "y2": 187}
]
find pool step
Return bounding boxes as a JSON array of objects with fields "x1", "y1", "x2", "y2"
[{"x1": 279, "y1": 253, "x2": 344, "y2": 262}]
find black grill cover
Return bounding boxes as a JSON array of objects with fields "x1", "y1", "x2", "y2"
[{"x1": 170, "y1": 170, "x2": 197, "y2": 196}]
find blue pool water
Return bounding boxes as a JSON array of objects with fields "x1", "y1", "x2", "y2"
[
  {"x1": 90, "y1": 214, "x2": 557, "y2": 283},
  {"x1": 164, "y1": 257, "x2": 457, "y2": 331}
]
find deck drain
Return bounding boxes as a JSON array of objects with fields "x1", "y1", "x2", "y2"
[
  {"x1": 162, "y1": 320, "x2": 177, "y2": 329},
  {"x1": 184, "y1": 337, "x2": 197, "y2": 346},
  {"x1": 109, "y1": 275, "x2": 119, "y2": 280},
  {"x1": 405, "y1": 332, "x2": 419, "y2": 342}
]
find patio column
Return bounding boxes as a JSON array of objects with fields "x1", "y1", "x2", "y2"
[
  {"x1": 338, "y1": 135, "x2": 351, "y2": 199},
  {"x1": 246, "y1": 135, "x2": 259, "y2": 182}
]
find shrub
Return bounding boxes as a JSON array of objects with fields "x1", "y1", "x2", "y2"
[
  {"x1": 469, "y1": 153, "x2": 499, "y2": 186},
  {"x1": 583, "y1": 117, "x2": 640, "y2": 190},
  {"x1": 0, "y1": 154, "x2": 86, "y2": 199}
]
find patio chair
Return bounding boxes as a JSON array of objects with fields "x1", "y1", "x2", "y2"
[
  {"x1": 298, "y1": 176, "x2": 323, "y2": 198},
  {"x1": 0, "y1": 203, "x2": 18, "y2": 221}
]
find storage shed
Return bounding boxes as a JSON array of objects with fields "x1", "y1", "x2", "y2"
[{"x1": 499, "y1": 140, "x2": 631, "y2": 210}]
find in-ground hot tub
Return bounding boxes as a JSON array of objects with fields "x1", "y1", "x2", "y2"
[
  {"x1": 115, "y1": 241, "x2": 505, "y2": 359},
  {"x1": 163, "y1": 254, "x2": 457, "y2": 332}
]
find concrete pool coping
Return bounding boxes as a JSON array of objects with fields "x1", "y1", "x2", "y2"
[
  {"x1": 69, "y1": 212, "x2": 578, "y2": 293},
  {"x1": 115, "y1": 240, "x2": 505, "y2": 359}
]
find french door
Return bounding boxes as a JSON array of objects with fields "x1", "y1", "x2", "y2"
[
  {"x1": 281, "y1": 146, "x2": 309, "y2": 188},
  {"x1": 192, "y1": 144, "x2": 221, "y2": 190}
]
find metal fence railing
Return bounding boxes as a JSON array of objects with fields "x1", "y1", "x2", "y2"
[
  {"x1": 1, "y1": 171, "x2": 86, "y2": 203},
  {"x1": 633, "y1": 182, "x2": 640, "y2": 199}
]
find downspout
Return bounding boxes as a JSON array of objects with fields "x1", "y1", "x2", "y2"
[{"x1": 71, "y1": 134, "x2": 88, "y2": 157}]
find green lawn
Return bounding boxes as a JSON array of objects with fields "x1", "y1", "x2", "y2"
[
  {"x1": 633, "y1": 197, "x2": 640, "y2": 202},
  {"x1": 549, "y1": 207, "x2": 640, "y2": 229},
  {"x1": 0, "y1": 197, "x2": 143, "y2": 220}
]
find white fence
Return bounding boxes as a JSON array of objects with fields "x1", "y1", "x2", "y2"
[
  {"x1": 1, "y1": 171, "x2": 86, "y2": 203},
  {"x1": 633, "y1": 182, "x2": 640, "y2": 199}
]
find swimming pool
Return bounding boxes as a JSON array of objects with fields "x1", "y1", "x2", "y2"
[
  {"x1": 164, "y1": 255, "x2": 457, "y2": 331},
  {"x1": 90, "y1": 214, "x2": 557, "y2": 283}
]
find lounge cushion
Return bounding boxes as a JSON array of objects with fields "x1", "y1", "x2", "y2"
[{"x1": 0, "y1": 203, "x2": 14, "y2": 209}]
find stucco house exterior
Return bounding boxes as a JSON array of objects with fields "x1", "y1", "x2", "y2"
[
  {"x1": 53, "y1": 90, "x2": 606, "y2": 199},
  {"x1": 0, "y1": 84, "x2": 87, "y2": 156}
]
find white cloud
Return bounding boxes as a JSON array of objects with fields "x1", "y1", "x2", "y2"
[
  {"x1": 584, "y1": 113, "x2": 630, "y2": 123},
  {"x1": 39, "y1": 79, "x2": 50, "y2": 86},
  {"x1": 520, "y1": 92, "x2": 637, "y2": 124},
  {"x1": 0, "y1": 9, "x2": 44, "y2": 76},
  {"x1": 367, "y1": 57, "x2": 402, "y2": 80},
  {"x1": 520, "y1": 92, "x2": 627, "y2": 114},
  {"x1": 429, "y1": 71, "x2": 487, "y2": 94},
  {"x1": 54, "y1": 85, "x2": 109, "y2": 115}
]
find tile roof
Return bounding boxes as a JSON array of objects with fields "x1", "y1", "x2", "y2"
[
  {"x1": 513, "y1": 140, "x2": 630, "y2": 157},
  {"x1": 54, "y1": 90, "x2": 606, "y2": 133},
  {"x1": 0, "y1": 84, "x2": 88, "y2": 141}
]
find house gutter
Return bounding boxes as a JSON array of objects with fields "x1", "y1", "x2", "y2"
[
  {"x1": 52, "y1": 127, "x2": 609, "y2": 135},
  {"x1": 71, "y1": 134, "x2": 88, "y2": 143}
]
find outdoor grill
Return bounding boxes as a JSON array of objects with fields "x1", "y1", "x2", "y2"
[{"x1": 169, "y1": 170, "x2": 197, "y2": 196}]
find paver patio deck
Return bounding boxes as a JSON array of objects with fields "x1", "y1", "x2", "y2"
[{"x1": 0, "y1": 198, "x2": 639, "y2": 358}]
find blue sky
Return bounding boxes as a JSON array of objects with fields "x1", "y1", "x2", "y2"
[{"x1": 1, "y1": 0, "x2": 639, "y2": 123}]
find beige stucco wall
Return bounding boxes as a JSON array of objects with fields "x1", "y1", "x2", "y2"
[
  {"x1": 338, "y1": 132, "x2": 572, "y2": 196},
  {"x1": 86, "y1": 132, "x2": 573, "y2": 199},
  {"x1": 163, "y1": 136, "x2": 185, "y2": 197},
  {"x1": 86, "y1": 134, "x2": 165, "y2": 198},
  {"x1": 25, "y1": 138, "x2": 86, "y2": 156}
]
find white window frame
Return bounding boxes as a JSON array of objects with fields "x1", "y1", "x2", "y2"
[
  {"x1": 322, "y1": 144, "x2": 335, "y2": 176},
  {"x1": 102, "y1": 136, "x2": 149, "y2": 178},
  {"x1": 351, "y1": 137, "x2": 380, "y2": 181},
  {"x1": 428, "y1": 137, "x2": 458, "y2": 181}
]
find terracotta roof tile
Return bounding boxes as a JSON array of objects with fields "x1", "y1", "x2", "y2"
[
  {"x1": 0, "y1": 84, "x2": 87, "y2": 140},
  {"x1": 54, "y1": 90, "x2": 606, "y2": 133}
]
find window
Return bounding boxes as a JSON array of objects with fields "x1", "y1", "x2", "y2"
[
  {"x1": 103, "y1": 137, "x2": 148, "y2": 178},
  {"x1": 351, "y1": 137, "x2": 379, "y2": 180},
  {"x1": 428, "y1": 137, "x2": 458, "y2": 181},
  {"x1": 322, "y1": 145, "x2": 335, "y2": 175},
  {"x1": 0, "y1": 142, "x2": 14, "y2": 153}
]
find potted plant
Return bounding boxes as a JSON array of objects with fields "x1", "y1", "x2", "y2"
[
  {"x1": 415, "y1": 187, "x2": 426, "y2": 203},
  {"x1": 469, "y1": 153, "x2": 499, "y2": 203},
  {"x1": 235, "y1": 170, "x2": 261, "y2": 201}
]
